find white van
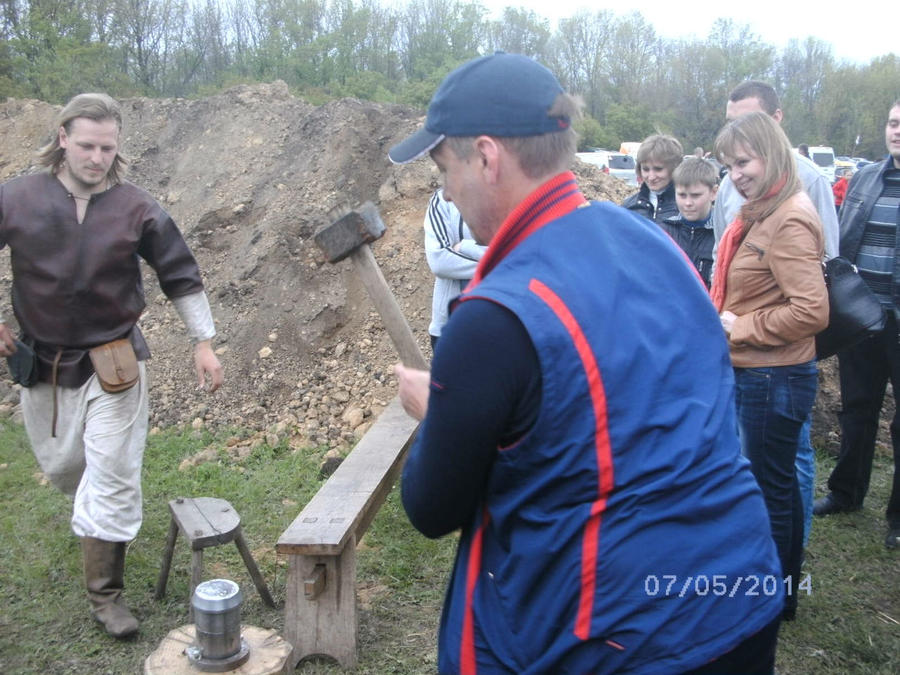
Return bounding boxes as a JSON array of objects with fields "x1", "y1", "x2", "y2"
[{"x1": 807, "y1": 146, "x2": 836, "y2": 184}]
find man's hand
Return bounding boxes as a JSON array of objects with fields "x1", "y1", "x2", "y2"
[
  {"x1": 193, "y1": 339, "x2": 223, "y2": 392},
  {"x1": 394, "y1": 363, "x2": 431, "y2": 421},
  {"x1": 0, "y1": 323, "x2": 16, "y2": 357}
]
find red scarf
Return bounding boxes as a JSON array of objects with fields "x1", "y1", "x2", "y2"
[{"x1": 710, "y1": 216, "x2": 743, "y2": 312}]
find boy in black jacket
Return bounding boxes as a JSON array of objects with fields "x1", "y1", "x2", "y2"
[{"x1": 660, "y1": 157, "x2": 719, "y2": 287}]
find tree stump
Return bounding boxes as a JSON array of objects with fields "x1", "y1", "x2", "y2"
[{"x1": 144, "y1": 625, "x2": 292, "y2": 674}]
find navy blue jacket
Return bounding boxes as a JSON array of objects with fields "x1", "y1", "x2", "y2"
[
  {"x1": 660, "y1": 214, "x2": 715, "y2": 287},
  {"x1": 403, "y1": 173, "x2": 783, "y2": 674},
  {"x1": 621, "y1": 180, "x2": 679, "y2": 223}
]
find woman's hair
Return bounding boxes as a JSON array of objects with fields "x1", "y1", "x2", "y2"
[
  {"x1": 36, "y1": 92, "x2": 128, "y2": 182},
  {"x1": 636, "y1": 134, "x2": 683, "y2": 173},
  {"x1": 714, "y1": 111, "x2": 799, "y2": 224}
]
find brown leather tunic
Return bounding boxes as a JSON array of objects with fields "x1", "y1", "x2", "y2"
[{"x1": 0, "y1": 172, "x2": 204, "y2": 385}]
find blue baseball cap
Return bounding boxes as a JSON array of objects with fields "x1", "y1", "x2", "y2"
[{"x1": 388, "y1": 52, "x2": 569, "y2": 164}]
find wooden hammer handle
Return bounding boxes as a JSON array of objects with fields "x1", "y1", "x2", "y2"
[{"x1": 350, "y1": 245, "x2": 428, "y2": 370}]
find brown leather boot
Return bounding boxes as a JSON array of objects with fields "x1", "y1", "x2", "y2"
[{"x1": 81, "y1": 536, "x2": 139, "y2": 638}]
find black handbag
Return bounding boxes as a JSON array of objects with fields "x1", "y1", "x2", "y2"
[
  {"x1": 6, "y1": 338, "x2": 38, "y2": 387},
  {"x1": 816, "y1": 257, "x2": 886, "y2": 359}
]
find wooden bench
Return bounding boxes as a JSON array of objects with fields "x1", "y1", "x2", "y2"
[{"x1": 276, "y1": 395, "x2": 419, "y2": 668}]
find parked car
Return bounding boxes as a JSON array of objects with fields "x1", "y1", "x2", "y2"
[
  {"x1": 808, "y1": 145, "x2": 836, "y2": 183},
  {"x1": 576, "y1": 150, "x2": 638, "y2": 186},
  {"x1": 835, "y1": 156, "x2": 856, "y2": 175}
]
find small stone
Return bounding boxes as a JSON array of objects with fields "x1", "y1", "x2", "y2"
[
  {"x1": 258, "y1": 346, "x2": 273, "y2": 358},
  {"x1": 342, "y1": 407, "x2": 365, "y2": 428}
]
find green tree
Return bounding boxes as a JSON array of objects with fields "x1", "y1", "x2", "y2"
[
  {"x1": 487, "y1": 6, "x2": 549, "y2": 60},
  {"x1": 778, "y1": 37, "x2": 834, "y2": 144},
  {"x1": 604, "y1": 101, "x2": 655, "y2": 145},
  {"x1": 706, "y1": 19, "x2": 775, "y2": 92},
  {"x1": 549, "y1": 9, "x2": 614, "y2": 119},
  {"x1": 604, "y1": 11, "x2": 658, "y2": 108},
  {"x1": 398, "y1": 0, "x2": 485, "y2": 82}
]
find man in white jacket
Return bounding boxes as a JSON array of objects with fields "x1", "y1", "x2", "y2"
[{"x1": 424, "y1": 189, "x2": 487, "y2": 348}]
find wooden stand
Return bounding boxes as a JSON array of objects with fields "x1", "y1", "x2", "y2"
[
  {"x1": 155, "y1": 497, "x2": 275, "y2": 616},
  {"x1": 144, "y1": 624, "x2": 291, "y2": 674}
]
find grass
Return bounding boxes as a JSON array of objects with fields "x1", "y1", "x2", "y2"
[
  {"x1": 0, "y1": 419, "x2": 896, "y2": 674},
  {"x1": 776, "y1": 445, "x2": 900, "y2": 674}
]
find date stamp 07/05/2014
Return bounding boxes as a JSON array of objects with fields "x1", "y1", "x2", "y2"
[{"x1": 643, "y1": 574, "x2": 812, "y2": 598}]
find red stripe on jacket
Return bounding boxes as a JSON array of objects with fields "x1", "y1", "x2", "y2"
[
  {"x1": 460, "y1": 509, "x2": 490, "y2": 674},
  {"x1": 528, "y1": 278, "x2": 615, "y2": 640}
]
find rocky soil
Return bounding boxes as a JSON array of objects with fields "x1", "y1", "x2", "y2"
[{"x1": 0, "y1": 83, "x2": 645, "y2": 457}]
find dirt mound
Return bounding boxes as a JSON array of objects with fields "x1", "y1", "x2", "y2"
[
  {"x1": 0, "y1": 83, "x2": 636, "y2": 451},
  {"x1": 3, "y1": 84, "x2": 874, "y2": 456}
]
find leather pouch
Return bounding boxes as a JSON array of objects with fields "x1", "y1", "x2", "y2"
[
  {"x1": 89, "y1": 339, "x2": 139, "y2": 393},
  {"x1": 6, "y1": 339, "x2": 38, "y2": 387}
]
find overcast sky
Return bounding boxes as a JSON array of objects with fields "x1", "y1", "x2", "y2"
[{"x1": 480, "y1": 0, "x2": 891, "y2": 66}]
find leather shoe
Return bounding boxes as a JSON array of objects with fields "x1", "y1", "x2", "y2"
[
  {"x1": 812, "y1": 493, "x2": 859, "y2": 516},
  {"x1": 886, "y1": 527, "x2": 900, "y2": 550}
]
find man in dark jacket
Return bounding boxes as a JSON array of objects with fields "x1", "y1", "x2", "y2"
[
  {"x1": 814, "y1": 100, "x2": 900, "y2": 549},
  {"x1": 0, "y1": 93, "x2": 224, "y2": 636}
]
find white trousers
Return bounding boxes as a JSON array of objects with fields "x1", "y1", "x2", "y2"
[{"x1": 21, "y1": 362, "x2": 149, "y2": 541}]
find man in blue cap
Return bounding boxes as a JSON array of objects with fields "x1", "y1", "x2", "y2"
[{"x1": 390, "y1": 53, "x2": 785, "y2": 674}]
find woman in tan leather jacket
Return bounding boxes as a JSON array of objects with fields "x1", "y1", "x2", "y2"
[{"x1": 711, "y1": 111, "x2": 829, "y2": 621}]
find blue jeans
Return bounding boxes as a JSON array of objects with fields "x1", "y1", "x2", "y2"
[
  {"x1": 796, "y1": 416, "x2": 815, "y2": 549},
  {"x1": 734, "y1": 361, "x2": 817, "y2": 610}
]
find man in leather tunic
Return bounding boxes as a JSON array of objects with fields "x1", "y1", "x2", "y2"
[{"x1": 0, "y1": 93, "x2": 223, "y2": 637}]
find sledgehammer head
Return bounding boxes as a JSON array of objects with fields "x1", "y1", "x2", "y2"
[{"x1": 315, "y1": 201, "x2": 386, "y2": 263}]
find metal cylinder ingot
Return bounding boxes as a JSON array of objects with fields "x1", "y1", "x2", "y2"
[{"x1": 187, "y1": 579, "x2": 250, "y2": 671}]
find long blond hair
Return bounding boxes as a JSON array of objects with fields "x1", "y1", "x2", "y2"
[
  {"x1": 714, "y1": 111, "x2": 799, "y2": 226},
  {"x1": 36, "y1": 93, "x2": 128, "y2": 183}
]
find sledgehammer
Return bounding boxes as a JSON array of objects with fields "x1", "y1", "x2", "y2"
[{"x1": 314, "y1": 202, "x2": 428, "y2": 370}]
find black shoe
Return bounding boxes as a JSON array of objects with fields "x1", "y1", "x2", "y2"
[
  {"x1": 886, "y1": 527, "x2": 900, "y2": 550},
  {"x1": 812, "y1": 493, "x2": 859, "y2": 516}
]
